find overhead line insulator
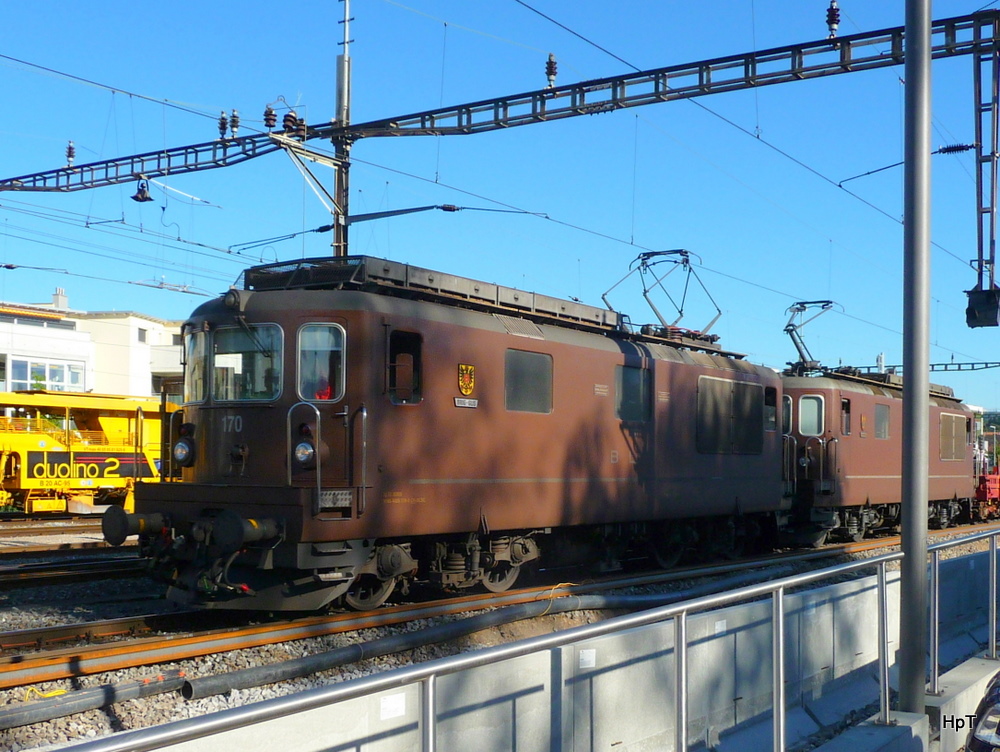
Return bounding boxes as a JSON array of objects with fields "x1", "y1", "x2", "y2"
[{"x1": 827, "y1": 0, "x2": 841, "y2": 39}]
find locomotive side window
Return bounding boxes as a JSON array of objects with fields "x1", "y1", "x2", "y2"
[
  {"x1": 875, "y1": 403, "x2": 890, "y2": 439},
  {"x1": 505, "y1": 349, "x2": 552, "y2": 413},
  {"x1": 798, "y1": 395, "x2": 824, "y2": 437},
  {"x1": 213, "y1": 325, "x2": 282, "y2": 401},
  {"x1": 182, "y1": 330, "x2": 208, "y2": 404},
  {"x1": 782, "y1": 394, "x2": 792, "y2": 434},
  {"x1": 388, "y1": 331, "x2": 422, "y2": 405},
  {"x1": 939, "y1": 413, "x2": 967, "y2": 460},
  {"x1": 764, "y1": 387, "x2": 777, "y2": 432},
  {"x1": 841, "y1": 399, "x2": 851, "y2": 435},
  {"x1": 299, "y1": 325, "x2": 345, "y2": 402},
  {"x1": 696, "y1": 376, "x2": 764, "y2": 454},
  {"x1": 615, "y1": 366, "x2": 650, "y2": 421}
]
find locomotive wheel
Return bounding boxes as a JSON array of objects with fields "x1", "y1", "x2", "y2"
[
  {"x1": 344, "y1": 575, "x2": 397, "y2": 610},
  {"x1": 482, "y1": 562, "x2": 520, "y2": 593},
  {"x1": 810, "y1": 530, "x2": 829, "y2": 548}
]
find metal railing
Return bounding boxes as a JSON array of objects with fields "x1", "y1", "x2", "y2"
[{"x1": 64, "y1": 528, "x2": 1000, "y2": 752}]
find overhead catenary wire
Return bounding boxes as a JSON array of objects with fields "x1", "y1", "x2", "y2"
[{"x1": 510, "y1": 0, "x2": 970, "y2": 268}]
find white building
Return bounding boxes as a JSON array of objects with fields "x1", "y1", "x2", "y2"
[{"x1": 0, "y1": 288, "x2": 183, "y2": 397}]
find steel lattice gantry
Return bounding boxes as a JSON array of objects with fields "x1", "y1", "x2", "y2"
[{"x1": 2, "y1": 10, "x2": 1000, "y2": 322}]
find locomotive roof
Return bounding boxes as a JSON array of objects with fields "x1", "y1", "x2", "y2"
[
  {"x1": 783, "y1": 370, "x2": 961, "y2": 403},
  {"x1": 238, "y1": 255, "x2": 742, "y2": 357}
]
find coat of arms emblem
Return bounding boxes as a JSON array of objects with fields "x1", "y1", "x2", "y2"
[{"x1": 458, "y1": 364, "x2": 475, "y2": 396}]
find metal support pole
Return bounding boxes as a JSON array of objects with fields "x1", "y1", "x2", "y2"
[
  {"x1": 772, "y1": 588, "x2": 785, "y2": 752},
  {"x1": 992, "y1": 534, "x2": 998, "y2": 660},
  {"x1": 422, "y1": 674, "x2": 436, "y2": 751},
  {"x1": 334, "y1": 0, "x2": 352, "y2": 256},
  {"x1": 878, "y1": 561, "x2": 891, "y2": 724},
  {"x1": 675, "y1": 611, "x2": 688, "y2": 752},
  {"x1": 929, "y1": 550, "x2": 941, "y2": 694},
  {"x1": 899, "y1": 0, "x2": 933, "y2": 715}
]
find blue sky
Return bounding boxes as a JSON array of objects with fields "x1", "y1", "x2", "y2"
[{"x1": 2, "y1": 1, "x2": 1000, "y2": 407}]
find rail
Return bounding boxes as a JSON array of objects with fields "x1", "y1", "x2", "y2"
[{"x1": 60, "y1": 528, "x2": 1000, "y2": 752}]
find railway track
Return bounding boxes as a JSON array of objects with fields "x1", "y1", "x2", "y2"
[
  {"x1": 2, "y1": 523, "x2": 996, "y2": 693},
  {"x1": 0, "y1": 521, "x2": 103, "y2": 537},
  {"x1": 0, "y1": 535, "x2": 919, "y2": 692},
  {"x1": 0, "y1": 556, "x2": 147, "y2": 588},
  {"x1": 0, "y1": 517, "x2": 134, "y2": 557},
  {"x1": 0, "y1": 523, "x2": 996, "y2": 744}
]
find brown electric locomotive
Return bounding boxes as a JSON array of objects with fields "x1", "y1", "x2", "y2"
[
  {"x1": 103, "y1": 255, "x2": 790, "y2": 610},
  {"x1": 782, "y1": 370, "x2": 982, "y2": 542}
]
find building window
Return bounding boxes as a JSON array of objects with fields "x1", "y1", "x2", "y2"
[
  {"x1": 10, "y1": 358, "x2": 85, "y2": 392},
  {"x1": 138, "y1": 328, "x2": 147, "y2": 343},
  {"x1": 505, "y1": 349, "x2": 552, "y2": 413}
]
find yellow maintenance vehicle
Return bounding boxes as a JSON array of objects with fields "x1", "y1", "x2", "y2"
[{"x1": 0, "y1": 391, "x2": 171, "y2": 514}]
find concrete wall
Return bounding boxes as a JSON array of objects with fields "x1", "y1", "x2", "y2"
[{"x1": 56, "y1": 551, "x2": 999, "y2": 752}]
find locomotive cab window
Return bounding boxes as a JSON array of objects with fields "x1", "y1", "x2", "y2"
[
  {"x1": 213, "y1": 325, "x2": 282, "y2": 401},
  {"x1": 505, "y1": 349, "x2": 552, "y2": 414},
  {"x1": 782, "y1": 394, "x2": 792, "y2": 434},
  {"x1": 182, "y1": 329, "x2": 208, "y2": 404},
  {"x1": 388, "y1": 331, "x2": 422, "y2": 405},
  {"x1": 616, "y1": 365, "x2": 651, "y2": 422},
  {"x1": 299, "y1": 324, "x2": 345, "y2": 402},
  {"x1": 798, "y1": 395, "x2": 824, "y2": 437}
]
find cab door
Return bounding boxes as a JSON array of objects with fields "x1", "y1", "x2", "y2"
[{"x1": 294, "y1": 322, "x2": 350, "y2": 486}]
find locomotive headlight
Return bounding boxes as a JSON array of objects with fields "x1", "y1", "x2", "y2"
[
  {"x1": 293, "y1": 441, "x2": 316, "y2": 466},
  {"x1": 173, "y1": 437, "x2": 196, "y2": 467}
]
